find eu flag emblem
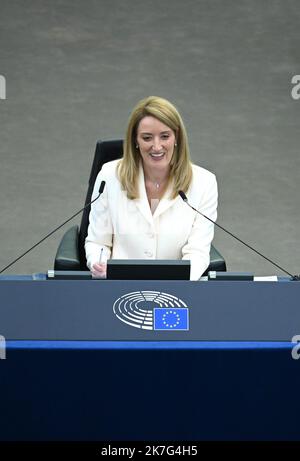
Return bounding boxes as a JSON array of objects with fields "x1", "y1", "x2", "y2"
[{"x1": 153, "y1": 308, "x2": 189, "y2": 331}]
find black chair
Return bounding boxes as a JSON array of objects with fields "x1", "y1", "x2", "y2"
[{"x1": 54, "y1": 140, "x2": 227, "y2": 276}]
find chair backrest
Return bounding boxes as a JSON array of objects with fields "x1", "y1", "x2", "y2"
[{"x1": 78, "y1": 140, "x2": 124, "y2": 267}]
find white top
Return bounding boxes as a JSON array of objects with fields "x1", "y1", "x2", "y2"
[{"x1": 85, "y1": 160, "x2": 218, "y2": 280}]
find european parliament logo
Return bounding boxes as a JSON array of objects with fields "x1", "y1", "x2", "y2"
[
  {"x1": 113, "y1": 290, "x2": 190, "y2": 331},
  {"x1": 154, "y1": 308, "x2": 188, "y2": 330}
]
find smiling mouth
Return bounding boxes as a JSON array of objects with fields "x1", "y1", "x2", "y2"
[{"x1": 150, "y1": 152, "x2": 165, "y2": 159}]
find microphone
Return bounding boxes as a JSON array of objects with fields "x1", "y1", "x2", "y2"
[
  {"x1": 179, "y1": 190, "x2": 300, "y2": 281},
  {"x1": 0, "y1": 181, "x2": 106, "y2": 274},
  {"x1": 98, "y1": 180, "x2": 105, "y2": 195}
]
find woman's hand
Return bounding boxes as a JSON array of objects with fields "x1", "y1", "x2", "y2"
[{"x1": 91, "y1": 262, "x2": 107, "y2": 279}]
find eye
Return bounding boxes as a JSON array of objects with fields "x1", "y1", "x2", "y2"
[
  {"x1": 142, "y1": 136, "x2": 152, "y2": 141},
  {"x1": 161, "y1": 134, "x2": 170, "y2": 140}
]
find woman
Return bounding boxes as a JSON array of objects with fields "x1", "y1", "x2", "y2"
[{"x1": 85, "y1": 96, "x2": 218, "y2": 280}]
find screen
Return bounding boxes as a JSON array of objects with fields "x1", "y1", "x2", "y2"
[{"x1": 107, "y1": 259, "x2": 190, "y2": 280}]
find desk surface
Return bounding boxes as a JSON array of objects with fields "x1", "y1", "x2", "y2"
[{"x1": 0, "y1": 278, "x2": 299, "y2": 342}]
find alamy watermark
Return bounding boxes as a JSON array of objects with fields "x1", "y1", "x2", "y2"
[
  {"x1": 0, "y1": 335, "x2": 6, "y2": 359},
  {"x1": 0, "y1": 75, "x2": 6, "y2": 100},
  {"x1": 291, "y1": 75, "x2": 300, "y2": 100},
  {"x1": 291, "y1": 335, "x2": 300, "y2": 360}
]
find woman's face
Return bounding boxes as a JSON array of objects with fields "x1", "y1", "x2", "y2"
[{"x1": 136, "y1": 116, "x2": 176, "y2": 171}]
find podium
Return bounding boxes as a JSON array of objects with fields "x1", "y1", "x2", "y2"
[{"x1": 0, "y1": 275, "x2": 300, "y2": 440}]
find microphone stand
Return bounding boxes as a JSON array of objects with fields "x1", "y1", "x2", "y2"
[
  {"x1": 0, "y1": 181, "x2": 106, "y2": 274},
  {"x1": 179, "y1": 191, "x2": 299, "y2": 281}
]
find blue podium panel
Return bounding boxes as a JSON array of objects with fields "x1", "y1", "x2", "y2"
[
  {"x1": 0, "y1": 279, "x2": 299, "y2": 340},
  {"x1": 0, "y1": 278, "x2": 300, "y2": 441}
]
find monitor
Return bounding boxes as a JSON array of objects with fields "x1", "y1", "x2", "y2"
[{"x1": 107, "y1": 259, "x2": 190, "y2": 280}]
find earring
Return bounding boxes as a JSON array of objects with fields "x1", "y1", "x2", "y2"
[
  {"x1": 174, "y1": 142, "x2": 177, "y2": 147},
  {"x1": 136, "y1": 144, "x2": 139, "y2": 149}
]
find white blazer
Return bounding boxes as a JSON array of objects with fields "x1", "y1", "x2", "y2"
[{"x1": 85, "y1": 160, "x2": 218, "y2": 280}]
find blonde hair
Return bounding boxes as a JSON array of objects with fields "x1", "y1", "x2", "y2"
[{"x1": 117, "y1": 96, "x2": 193, "y2": 199}]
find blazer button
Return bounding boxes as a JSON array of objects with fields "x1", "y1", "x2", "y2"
[
  {"x1": 144, "y1": 250, "x2": 153, "y2": 257},
  {"x1": 148, "y1": 233, "x2": 155, "y2": 239}
]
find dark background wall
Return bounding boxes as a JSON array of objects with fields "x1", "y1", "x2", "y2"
[{"x1": 0, "y1": 0, "x2": 299, "y2": 276}]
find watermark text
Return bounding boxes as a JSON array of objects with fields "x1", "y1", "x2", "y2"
[
  {"x1": 0, "y1": 75, "x2": 6, "y2": 100},
  {"x1": 291, "y1": 75, "x2": 300, "y2": 100},
  {"x1": 291, "y1": 335, "x2": 300, "y2": 360},
  {"x1": 0, "y1": 335, "x2": 6, "y2": 359}
]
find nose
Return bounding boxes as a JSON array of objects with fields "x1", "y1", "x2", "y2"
[{"x1": 152, "y1": 137, "x2": 162, "y2": 152}]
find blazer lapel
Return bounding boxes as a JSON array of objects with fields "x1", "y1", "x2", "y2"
[
  {"x1": 153, "y1": 181, "x2": 180, "y2": 219},
  {"x1": 134, "y1": 164, "x2": 154, "y2": 227},
  {"x1": 134, "y1": 163, "x2": 180, "y2": 224}
]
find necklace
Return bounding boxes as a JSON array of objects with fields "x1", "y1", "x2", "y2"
[
  {"x1": 146, "y1": 176, "x2": 167, "y2": 190},
  {"x1": 147, "y1": 179, "x2": 161, "y2": 189}
]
